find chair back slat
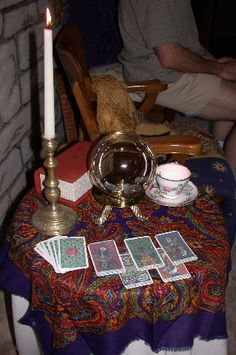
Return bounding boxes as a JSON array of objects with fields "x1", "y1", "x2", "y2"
[{"x1": 56, "y1": 25, "x2": 100, "y2": 140}]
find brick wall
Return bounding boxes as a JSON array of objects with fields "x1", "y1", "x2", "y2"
[{"x1": 0, "y1": 0, "x2": 64, "y2": 235}]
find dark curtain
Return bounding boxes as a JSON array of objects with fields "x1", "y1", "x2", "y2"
[{"x1": 56, "y1": 0, "x2": 122, "y2": 66}]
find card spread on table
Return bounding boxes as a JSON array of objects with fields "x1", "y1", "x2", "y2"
[
  {"x1": 124, "y1": 236, "x2": 164, "y2": 270},
  {"x1": 119, "y1": 253, "x2": 153, "y2": 289},
  {"x1": 87, "y1": 240, "x2": 125, "y2": 276},
  {"x1": 34, "y1": 236, "x2": 89, "y2": 273},
  {"x1": 156, "y1": 248, "x2": 191, "y2": 283},
  {"x1": 155, "y1": 231, "x2": 198, "y2": 265}
]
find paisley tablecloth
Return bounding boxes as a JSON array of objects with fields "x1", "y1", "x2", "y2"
[{"x1": 0, "y1": 176, "x2": 231, "y2": 354}]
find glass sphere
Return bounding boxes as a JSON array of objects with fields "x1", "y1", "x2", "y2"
[{"x1": 89, "y1": 131, "x2": 155, "y2": 207}]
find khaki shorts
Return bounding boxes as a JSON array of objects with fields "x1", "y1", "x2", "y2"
[{"x1": 156, "y1": 73, "x2": 221, "y2": 116}]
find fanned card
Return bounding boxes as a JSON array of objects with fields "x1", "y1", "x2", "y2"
[
  {"x1": 124, "y1": 236, "x2": 164, "y2": 270},
  {"x1": 87, "y1": 240, "x2": 125, "y2": 276},
  {"x1": 34, "y1": 236, "x2": 89, "y2": 273},
  {"x1": 155, "y1": 231, "x2": 198, "y2": 265}
]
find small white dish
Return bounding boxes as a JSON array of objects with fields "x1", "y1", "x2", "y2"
[{"x1": 145, "y1": 181, "x2": 198, "y2": 207}]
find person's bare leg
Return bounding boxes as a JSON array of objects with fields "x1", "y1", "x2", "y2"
[
  {"x1": 212, "y1": 121, "x2": 234, "y2": 142},
  {"x1": 199, "y1": 80, "x2": 236, "y2": 121},
  {"x1": 198, "y1": 80, "x2": 236, "y2": 175},
  {"x1": 223, "y1": 125, "x2": 236, "y2": 176}
]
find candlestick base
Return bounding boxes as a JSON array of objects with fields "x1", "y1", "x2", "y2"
[
  {"x1": 32, "y1": 203, "x2": 78, "y2": 235},
  {"x1": 32, "y1": 136, "x2": 78, "y2": 235}
]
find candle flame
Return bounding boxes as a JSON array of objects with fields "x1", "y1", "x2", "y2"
[{"x1": 46, "y1": 8, "x2": 52, "y2": 28}]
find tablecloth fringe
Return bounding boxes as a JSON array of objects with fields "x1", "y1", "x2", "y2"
[{"x1": 120, "y1": 335, "x2": 228, "y2": 354}]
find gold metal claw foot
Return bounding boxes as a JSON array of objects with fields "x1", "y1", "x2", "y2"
[
  {"x1": 96, "y1": 205, "x2": 113, "y2": 225},
  {"x1": 130, "y1": 205, "x2": 148, "y2": 221}
]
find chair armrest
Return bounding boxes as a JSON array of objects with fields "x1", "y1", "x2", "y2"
[
  {"x1": 126, "y1": 80, "x2": 167, "y2": 114},
  {"x1": 126, "y1": 80, "x2": 167, "y2": 93},
  {"x1": 144, "y1": 134, "x2": 202, "y2": 163}
]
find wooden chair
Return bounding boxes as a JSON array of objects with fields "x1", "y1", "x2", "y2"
[{"x1": 54, "y1": 24, "x2": 202, "y2": 163}]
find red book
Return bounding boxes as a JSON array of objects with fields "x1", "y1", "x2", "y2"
[{"x1": 34, "y1": 141, "x2": 93, "y2": 206}]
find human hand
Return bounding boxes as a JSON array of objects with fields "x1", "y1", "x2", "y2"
[
  {"x1": 217, "y1": 57, "x2": 236, "y2": 64},
  {"x1": 218, "y1": 60, "x2": 236, "y2": 81}
]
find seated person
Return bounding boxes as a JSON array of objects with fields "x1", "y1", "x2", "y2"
[{"x1": 118, "y1": 0, "x2": 236, "y2": 176}]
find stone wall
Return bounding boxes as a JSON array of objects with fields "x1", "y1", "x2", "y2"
[{"x1": 0, "y1": 0, "x2": 64, "y2": 235}]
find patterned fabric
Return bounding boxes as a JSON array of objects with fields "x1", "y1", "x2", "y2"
[
  {"x1": 185, "y1": 157, "x2": 236, "y2": 248},
  {"x1": 7, "y1": 184, "x2": 230, "y2": 350}
]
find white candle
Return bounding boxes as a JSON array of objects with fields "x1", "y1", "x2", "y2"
[{"x1": 44, "y1": 8, "x2": 55, "y2": 139}]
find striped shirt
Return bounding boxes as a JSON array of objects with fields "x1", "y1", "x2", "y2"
[{"x1": 118, "y1": 0, "x2": 208, "y2": 84}]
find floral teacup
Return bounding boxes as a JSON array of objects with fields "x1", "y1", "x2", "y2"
[{"x1": 155, "y1": 163, "x2": 191, "y2": 199}]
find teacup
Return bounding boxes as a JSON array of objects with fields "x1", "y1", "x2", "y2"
[{"x1": 155, "y1": 163, "x2": 191, "y2": 199}]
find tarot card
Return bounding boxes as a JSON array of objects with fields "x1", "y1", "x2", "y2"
[
  {"x1": 48, "y1": 239, "x2": 60, "y2": 271},
  {"x1": 48, "y1": 236, "x2": 69, "y2": 271},
  {"x1": 42, "y1": 235, "x2": 68, "y2": 272},
  {"x1": 155, "y1": 231, "x2": 198, "y2": 265},
  {"x1": 119, "y1": 253, "x2": 153, "y2": 289},
  {"x1": 44, "y1": 241, "x2": 60, "y2": 272},
  {"x1": 34, "y1": 235, "x2": 69, "y2": 273},
  {"x1": 48, "y1": 237, "x2": 70, "y2": 273},
  {"x1": 34, "y1": 244, "x2": 53, "y2": 265},
  {"x1": 124, "y1": 236, "x2": 164, "y2": 270},
  {"x1": 34, "y1": 240, "x2": 57, "y2": 271},
  {"x1": 58, "y1": 237, "x2": 89, "y2": 272},
  {"x1": 87, "y1": 240, "x2": 125, "y2": 276},
  {"x1": 156, "y1": 248, "x2": 191, "y2": 282}
]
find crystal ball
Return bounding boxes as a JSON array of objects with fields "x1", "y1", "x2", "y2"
[{"x1": 89, "y1": 132, "x2": 155, "y2": 207}]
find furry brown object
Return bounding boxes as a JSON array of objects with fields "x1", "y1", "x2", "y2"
[
  {"x1": 91, "y1": 75, "x2": 171, "y2": 137},
  {"x1": 91, "y1": 76, "x2": 136, "y2": 134}
]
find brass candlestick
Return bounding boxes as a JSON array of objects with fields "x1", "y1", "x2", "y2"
[{"x1": 32, "y1": 136, "x2": 77, "y2": 235}]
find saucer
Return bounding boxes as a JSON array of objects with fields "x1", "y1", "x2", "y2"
[{"x1": 145, "y1": 181, "x2": 198, "y2": 207}]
